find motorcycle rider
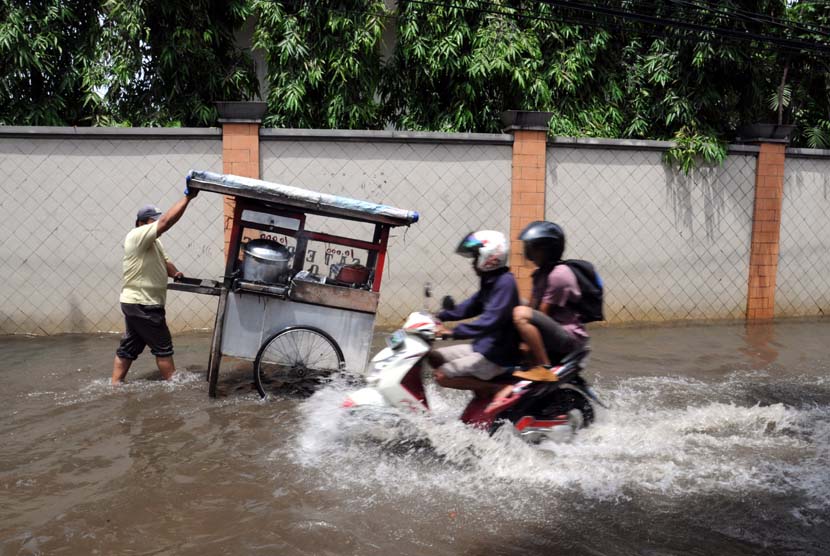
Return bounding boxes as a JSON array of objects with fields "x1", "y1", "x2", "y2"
[
  {"x1": 428, "y1": 230, "x2": 520, "y2": 399},
  {"x1": 513, "y1": 221, "x2": 588, "y2": 369}
]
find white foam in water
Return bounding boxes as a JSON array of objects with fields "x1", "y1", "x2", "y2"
[{"x1": 288, "y1": 372, "x2": 830, "y2": 512}]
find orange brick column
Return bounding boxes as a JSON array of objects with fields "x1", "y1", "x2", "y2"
[
  {"x1": 217, "y1": 102, "x2": 266, "y2": 259},
  {"x1": 746, "y1": 142, "x2": 787, "y2": 320},
  {"x1": 503, "y1": 111, "x2": 552, "y2": 301}
]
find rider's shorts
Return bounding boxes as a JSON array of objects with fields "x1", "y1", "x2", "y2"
[
  {"x1": 529, "y1": 309, "x2": 585, "y2": 363},
  {"x1": 435, "y1": 344, "x2": 504, "y2": 380}
]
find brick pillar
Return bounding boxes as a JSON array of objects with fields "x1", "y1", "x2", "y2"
[
  {"x1": 217, "y1": 102, "x2": 266, "y2": 258},
  {"x1": 503, "y1": 111, "x2": 552, "y2": 301},
  {"x1": 746, "y1": 142, "x2": 787, "y2": 320}
]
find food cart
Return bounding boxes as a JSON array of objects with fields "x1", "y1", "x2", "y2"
[{"x1": 170, "y1": 170, "x2": 419, "y2": 397}]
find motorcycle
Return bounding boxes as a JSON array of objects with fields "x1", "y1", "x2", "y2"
[{"x1": 342, "y1": 292, "x2": 606, "y2": 444}]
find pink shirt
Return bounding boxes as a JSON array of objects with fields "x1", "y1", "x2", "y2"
[{"x1": 531, "y1": 265, "x2": 589, "y2": 339}]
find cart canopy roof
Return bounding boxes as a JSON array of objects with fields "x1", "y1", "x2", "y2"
[{"x1": 186, "y1": 170, "x2": 419, "y2": 227}]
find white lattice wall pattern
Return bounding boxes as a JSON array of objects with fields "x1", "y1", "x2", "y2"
[
  {"x1": 776, "y1": 155, "x2": 830, "y2": 317},
  {"x1": 261, "y1": 138, "x2": 514, "y2": 327},
  {"x1": 546, "y1": 146, "x2": 757, "y2": 322},
  {"x1": 0, "y1": 136, "x2": 224, "y2": 334},
  {"x1": 4, "y1": 128, "x2": 829, "y2": 336}
]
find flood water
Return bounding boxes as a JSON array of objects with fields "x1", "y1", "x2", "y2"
[{"x1": 1, "y1": 320, "x2": 829, "y2": 555}]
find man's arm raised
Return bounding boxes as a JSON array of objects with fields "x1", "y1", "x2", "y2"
[{"x1": 156, "y1": 186, "x2": 198, "y2": 237}]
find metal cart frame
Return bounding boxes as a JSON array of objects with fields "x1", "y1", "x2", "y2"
[{"x1": 170, "y1": 170, "x2": 419, "y2": 397}]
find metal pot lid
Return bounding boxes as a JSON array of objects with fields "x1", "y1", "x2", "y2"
[{"x1": 244, "y1": 239, "x2": 290, "y2": 262}]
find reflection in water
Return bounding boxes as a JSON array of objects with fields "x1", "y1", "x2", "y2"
[
  {"x1": 1, "y1": 322, "x2": 829, "y2": 556},
  {"x1": 741, "y1": 321, "x2": 780, "y2": 366}
]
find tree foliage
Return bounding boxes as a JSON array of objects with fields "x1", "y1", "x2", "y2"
[
  {"x1": 101, "y1": 0, "x2": 258, "y2": 126},
  {"x1": 782, "y1": 0, "x2": 830, "y2": 148},
  {"x1": 252, "y1": 0, "x2": 388, "y2": 129},
  {"x1": 0, "y1": 0, "x2": 258, "y2": 127},
  {"x1": 0, "y1": 0, "x2": 102, "y2": 125},
  {"x1": 380, "y1": 0, "x2": 830, "y2": 158},
  {"x1": 382, "y1": 1, "x2": 561, "y2": 131},
  {"x1": 1, "y1": 0, "x2": 829, "y2": 153}
]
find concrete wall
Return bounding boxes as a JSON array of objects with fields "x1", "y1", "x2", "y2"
[
  {"x1": 2, "y1": 127, "x2": 829, "y2": 335},
  {"x1": 259, "y1": 130, "x2": 514, "y2": 326},
  {"x1": 776, "y1": 151, "x2": 830, "y2": 317},
  {"x1": 546, "y1": 140, "x2": 758, "y2": 322},
  {"x1": 0, "y1": 128, "x2": 513, "y2": 333},
  {"x1": 0, "y1": 129, "x2": 224, "y2": 334}
]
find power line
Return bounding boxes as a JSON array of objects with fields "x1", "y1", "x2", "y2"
[
  {"x1": 401, "y1": 0, "x2": 830, "y2": 55},
  {"x1": 688, "y1": 0, "x2": 830, "y2": 38},
  {"x1": 667, "y1": 0, "x2": 830, "y2": 40},
  {"x1": 532, "y1": 0, "x2": 830, "y2": 54},
  {"x1": 258, "y1": 0, "x2": 830, "y2": 57}
]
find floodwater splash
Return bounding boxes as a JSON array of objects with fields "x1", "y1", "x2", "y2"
[
  {"x1": 26, "y1": 370, "x2": 206, "y2": 407},
  {"x1": 289, "y1": 372, "x2": 830, "y2": 512}
]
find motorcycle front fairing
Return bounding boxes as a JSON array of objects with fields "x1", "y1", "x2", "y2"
[
  {"x1": 372, "y1": 334, "x2": 431, "y2": 412},
  {"x1": 344, "y1": 331, "x2": 431, "y2": 413}
]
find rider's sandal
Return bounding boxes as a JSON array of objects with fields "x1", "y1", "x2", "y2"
[{"x1": 512, "y1": 365, "x2": 559, "y2": 382}]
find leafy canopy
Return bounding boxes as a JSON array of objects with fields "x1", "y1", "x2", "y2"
[
  {"x1": 1, "y1": 0, "x2": 828, "y2": 159},
  {"x1": 0, "y1": 0, "x2": 258, "y2": 126}
]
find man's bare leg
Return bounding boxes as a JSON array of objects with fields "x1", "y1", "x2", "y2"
[
  {"x1": 513, "y1": 306, "x2": 551, "y2": 366},
  {"x1": 111, "y1": 356, "x2": 132, "y2": 384},
  {"x1": 156, "y1": 356, "x2": 176, "y2": 380}
]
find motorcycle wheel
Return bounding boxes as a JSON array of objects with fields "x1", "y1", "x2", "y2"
[
  {"x1": 254, "y1": 326, "x2": 345, "y2": 398},
  {"x1": 489, "y1": 383, "x2": 596, "y2": 437},
  {"x1": 552, "y1": 384, "x2": 595, "y2": 427}
]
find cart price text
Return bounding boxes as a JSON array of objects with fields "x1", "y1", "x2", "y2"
[{"x1": 259, "y1": 233, "x2": 362, "y2": 269}]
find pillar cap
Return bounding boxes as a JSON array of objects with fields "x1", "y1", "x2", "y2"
[
  {"x1": 735, "y1": 123, "x2": 795, "y2": 145},
  {"x1": 501, "y1": 110, "x2": 552, "y2": 132},
  {"x1": 215, "y1": 101, "x2": 267, "y2": 123}
]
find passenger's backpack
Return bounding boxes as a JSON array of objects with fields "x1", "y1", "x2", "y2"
[{"x1": 559, "y1": 259, "x2": 604, "y2": 323}]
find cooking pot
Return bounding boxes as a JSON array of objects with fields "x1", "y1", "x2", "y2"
[
  {"x1": 241, "y1": 239, "x2": 290, "y2": 284},
  {"x1": 331, "y1": 263, "x2": 369, "y2": 285}
]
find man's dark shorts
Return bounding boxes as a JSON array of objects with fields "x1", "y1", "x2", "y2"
[{"x1": 116, "y1": 303, "x2": 174, "y2": 360}]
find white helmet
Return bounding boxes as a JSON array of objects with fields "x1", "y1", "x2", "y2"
[{"x1": 456, "y1": 230, "x2": 509, "y2": 272}]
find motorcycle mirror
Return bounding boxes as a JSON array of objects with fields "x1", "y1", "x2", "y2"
[
  {"x1": 424, "y1": 283, "x2": 432, "y2": 298},
  {"x1": 441, "y1": 295, "x2": 455, "y2": 311}
]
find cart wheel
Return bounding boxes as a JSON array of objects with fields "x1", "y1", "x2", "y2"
[{"x1": 254, "y1": 326, "x2": 345, "y2": 397}]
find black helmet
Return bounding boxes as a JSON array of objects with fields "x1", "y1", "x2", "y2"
[{"x1": 518, "y1": 221, "x2": 565, "y2": 264}]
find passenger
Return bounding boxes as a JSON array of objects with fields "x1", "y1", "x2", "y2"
[
  {"x1": 513, "y1": 221, "x2": 588, "y2": 369},
  {"x1": 429, "y1": 231, "x2": 520, "y2": 398},
  {"x1": 111, "y1": 184, "x2": 199, "y2": 384}
]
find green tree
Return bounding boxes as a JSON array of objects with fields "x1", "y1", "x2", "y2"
[
  {"x1": 101, "y1": 0, "x2": 259, "y2": 126},
  {"x1": 382, "y1": 0, "x2": 826, "y2": 164},
  {"x1": 0, "y1": 0, "x2": 104, "y2": 125},
  {"x1": 2, "y1": 0, "x2": 829, "y2": 151},
  {"x1": 252, "y1": 0, "x2": 388, "y2": 129},
  {"x1": 382, "y1": 1, "x2": 565, "y2": 132},
  {"x1": 783, "y1": 1, "x2": 830, "y2": 147}
]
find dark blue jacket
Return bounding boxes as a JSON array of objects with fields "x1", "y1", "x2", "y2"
[{"x1": 437, "y1": 268, "x2": 520, "y2": 366}]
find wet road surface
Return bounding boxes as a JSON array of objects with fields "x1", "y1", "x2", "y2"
[{"x1": 1, "y1": 320, "x2": 829, "y2": 555}]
